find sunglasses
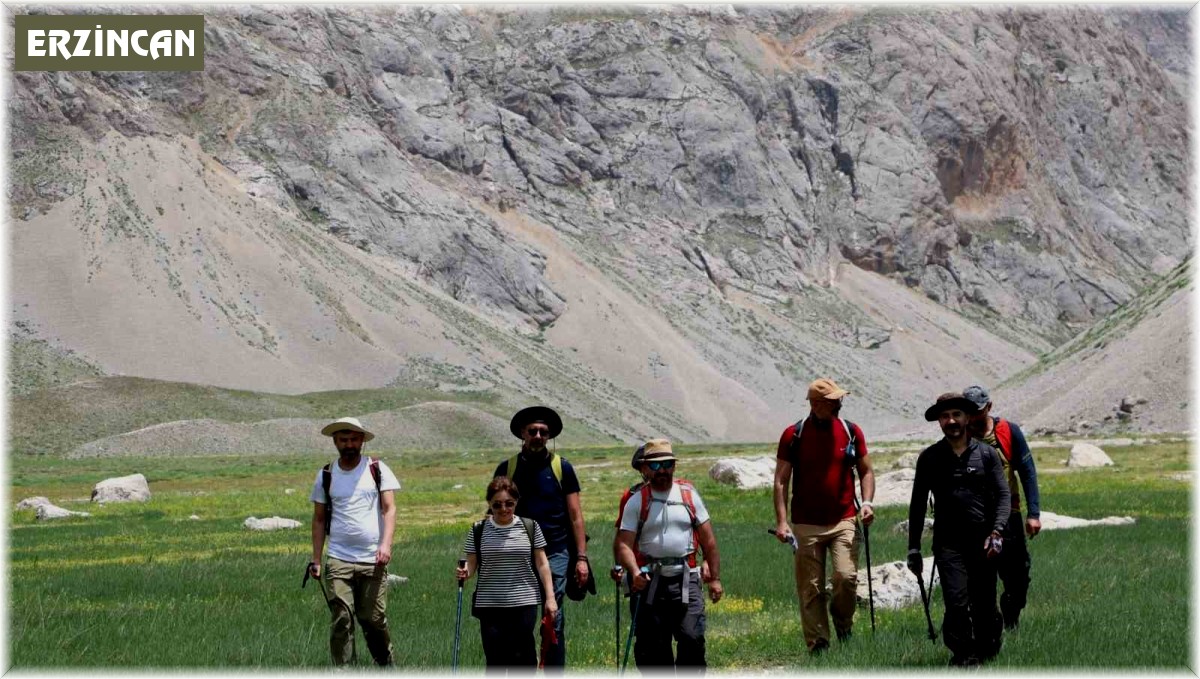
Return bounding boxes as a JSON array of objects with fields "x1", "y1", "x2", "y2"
[
  {"x1": 525, "y1": 428, "x2": 550, "y2": 438},
  {"x1": 490, "y1": 500, "x2": 517, "y2": 510},
  {"x1": 646, "y1": 460, "x2": 675, "y2": 471}
]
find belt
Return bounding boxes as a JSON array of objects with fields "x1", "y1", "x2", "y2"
[{"x1": 643, "y1": 555, "x2": 695, "y2": 605}]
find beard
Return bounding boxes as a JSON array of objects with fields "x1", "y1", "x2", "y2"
[
  {"x1": 337, "y1": 445, "x2": 362, "y2": 457},
  {"x1": 941, "y1": 423, "x2": 964, "y2": 438}
]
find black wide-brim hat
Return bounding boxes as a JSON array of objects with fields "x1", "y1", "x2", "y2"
[
  {"x1": 566, "y1": 556, "x2": 597, "y2": 601},
  {"x1": 509, "y1": 406, "x2": 563, "y2": 439},
  {"x1": 923, "y1": 394, "x2": 980, "y2": 422}
]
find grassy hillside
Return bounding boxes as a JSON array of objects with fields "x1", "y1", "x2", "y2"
[
  {"x1": 1003, "y1": 257, "x2": 1191, "y2": 387},
  {"x1": 8, "y1": 376, "x2": 616, "y2": 457},
  {"x1": 7, "y1": 334, "x2": 104, "y2": 396}
]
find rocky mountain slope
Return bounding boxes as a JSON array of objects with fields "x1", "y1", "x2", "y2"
[{"x1": 7, "y1": 6, "x2": 1191, "y2": 444}]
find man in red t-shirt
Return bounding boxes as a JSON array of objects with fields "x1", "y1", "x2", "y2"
[{"x1": 772, "y1": 378, "x2": 875, "y2": 654}]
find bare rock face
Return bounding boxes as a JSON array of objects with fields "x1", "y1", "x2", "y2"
[
  {"x1": 244, "y1": 516, "x2": 303, "y2": 531},
  {"x1": 15, "y1": 496, "x2": 52, "y2": 511},
  {"x1": 1068, "y1": 443, "x2": 1114, "y2": 467},
  {"x1": 36, "y1": 504, "x2": 91, "y2": 520},
  {"x1": 708, "y1": 456, "x2": 775, "y2": 490},
  {"x1": 91, "y1": 474, "x2": 151, "y2": 503}
]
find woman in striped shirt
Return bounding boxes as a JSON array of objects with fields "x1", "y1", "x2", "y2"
[{"x1": 456, "y1": 476, "x2": 558, "y2": 670}]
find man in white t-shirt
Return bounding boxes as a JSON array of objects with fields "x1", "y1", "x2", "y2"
[
  {"x1": 616, "y1": 439, "x2": 722, "y2": 673},
  {"x1": 308, "y1": 417, "x2": 400, "y2": 666}
]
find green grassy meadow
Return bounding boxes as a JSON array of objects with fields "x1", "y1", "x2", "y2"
[{"x1": 8, "y1": 440, "x2": 1191, "y2": 670}]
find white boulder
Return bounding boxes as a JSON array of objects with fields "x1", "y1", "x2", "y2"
[
  {"x1": 91, "y1": 473, "x2": 151, "y2": 503},
  {"x1": 855, "y1": 556, "x2": 939, "y2": 609},
  {"x1": 1068, "y1": 443, "x2": 1114, "y2": 467},
  {"x1": 16, "y1": 496, "x2": 53, "y2": 511},
  {"x1": 893, "y1": 518, "x2": 934, "y2": 539},
  {"x1": 1038, "y1": 510, "x2": 1135, "y2": 530},
  {"x1": 244, "y1": 516, "x2": 303, "y2": 531},
  {"x1": 36, "y1": 504, "x2": 91, "y2": 520},
  {"x1": 387, "y1": 574, "x2": 409, "y2": 587},
  {"x1": 872, "y1": 469, "x2": 917, "y2": 507},
  {"x1": 708, "y1": 456, "x2": 775, "y2": 490}
]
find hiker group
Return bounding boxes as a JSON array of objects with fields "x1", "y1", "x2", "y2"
[{"x1": 306, "y1": 377, "x2": 1040, "y2": 671}]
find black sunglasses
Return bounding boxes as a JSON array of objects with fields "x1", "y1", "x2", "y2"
[
  {"x1": 646, "y1": 460, "x2": 675, "y2": 471},
  {"x1": 490, "y1": 500, "x2": 517, "y2": 510}
]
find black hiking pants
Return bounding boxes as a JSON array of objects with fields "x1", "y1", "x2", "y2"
[
  {"x1": 477, "y1": 605, "x2": 538, "y2": 672},
  {"x1": 997, "y1": 510, "x2": 1031, "y2": 626},
  {"x1": 632, "y1": 574, "x2": 706, "y2": 673},
  {"x1": 935, "y1": 537, "x2": 1002, "y2": 662}
]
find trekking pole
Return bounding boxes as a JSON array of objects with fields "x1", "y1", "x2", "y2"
[
  {"x1": 453, "y1": 559, "x2": 466, "y2": 674},
  {"x1": 861, "y1": 519, "x2": 876, "y2": 632},
  {"x1": 916, "y1": 570, "x2": 937, "y2": 642},
  {"x1": 612, "y1": 566, "x2": 623, "y2": 670},
  {"x1": 621, "y1": 590, "x2": 641, "y2": 675}
]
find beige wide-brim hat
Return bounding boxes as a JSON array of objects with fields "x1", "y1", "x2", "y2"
[
  {"x1": 641, "y1": 438, "x2": 678, "y2": 462},
  {"x1": 320, "y1": 417, "x2": 376, "y2": 442}
]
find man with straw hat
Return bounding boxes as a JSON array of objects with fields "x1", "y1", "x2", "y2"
[
  {"x1": 308, "y1": 417, "x2": 400, "y2": 666},
  {"x1": 616, "y1": 438, "x2": 722, "y2": 672}
]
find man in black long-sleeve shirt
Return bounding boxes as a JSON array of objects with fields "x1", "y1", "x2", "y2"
[{"x1": 907, "y1": 392, "x2": 1010, "y2": 667}]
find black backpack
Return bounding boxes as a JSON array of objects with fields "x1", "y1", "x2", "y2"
[{"x1": 321, "y1": 457, "x2": 382, "y2": 535}]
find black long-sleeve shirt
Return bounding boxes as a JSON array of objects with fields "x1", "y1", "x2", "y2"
[{"x1": 907, "y1": 438, "x2": 1010, "y2": 551}]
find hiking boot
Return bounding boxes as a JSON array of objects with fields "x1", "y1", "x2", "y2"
[
  {"x1": 809, "y1": 639, "x2": 830, "y2": 656},
  {"x1": 836, "y1": 629, "x2": 852, "y2": 642}
]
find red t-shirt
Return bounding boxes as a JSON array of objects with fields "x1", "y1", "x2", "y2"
[{"x1": 775, "y1": 417, "x2": 868, "y2": 525}]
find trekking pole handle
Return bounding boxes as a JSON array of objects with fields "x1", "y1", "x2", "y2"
[{"x1": 457, "y1": 559, "x2": 467, "y2": 587}]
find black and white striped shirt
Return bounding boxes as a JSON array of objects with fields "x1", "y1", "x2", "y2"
[{"x1": 463, "y1": 516, "x2": 548, "y2": 608}]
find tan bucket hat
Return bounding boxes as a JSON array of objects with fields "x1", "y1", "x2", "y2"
[
  {"x1": 320, "y1": 417, "x2": 375, "y2": 442},
  {"x1": 641, "y1": 438, "x2": 678, "y2": 463}
]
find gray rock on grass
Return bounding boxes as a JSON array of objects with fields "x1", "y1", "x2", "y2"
[
  {"x1": 708, "y1": 456, "x2": 775, "y2": 490},
  {"x1": 872, "y1": 469, "x2": 917, "y2": 507},
  {"x1": 1068, "y1": 443, "x2": 1114, "y2": 467},
  {"x1": 855, "y1": 556, "x2": 939, "y2": 610},
  {"x1": 36, "y1": 504, "x2": 91, "y2": 520},
  {"x1": 244, "y1": 516, "x2": 303, "y2": 531},
  {"x1": 16, "y1": 496, "x2": 52, "y2": 510},
  {"x1": 91, "y1": 473, "x2": 151, "y2": 503}
]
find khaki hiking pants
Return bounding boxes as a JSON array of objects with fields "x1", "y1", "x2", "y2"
[
  {"x1": 793, "y1": 519, "x2": 859, "y2": 650},
  {"x1": 324, "y1": 556, "x2": 393, "y2": 666}
]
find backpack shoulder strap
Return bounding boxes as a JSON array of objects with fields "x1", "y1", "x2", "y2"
[
  {"x1": 521, "y1": 517, "x2": 537, "y2": 552},
  {"x1": 993, "y1": 418, "x2": 1013, "y2": 461},
  {"x1": 550, "y1": 454, "x2": 563, "y2": 488},
  {"x1": 507, "y1": 454, "x2": 519, "y2": 479},
  {"x1": 472, "y1": 519, "x2": 486, "y2": 571},
  {"x1": 634, "y1": 484, "x2": 653, "y2": 544},
  {"x1": 322, "y1": 462, "x2": 333, "y2": 535},
  {"x1": 788, "y1": 418, "x2": 806, "y2": 460},
  {"x1": 369, "y1": 457, "x2": 381, "y2": 490},
  {"x1": 676, "y1": 480, "x2": 700, "y2": 528}
]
